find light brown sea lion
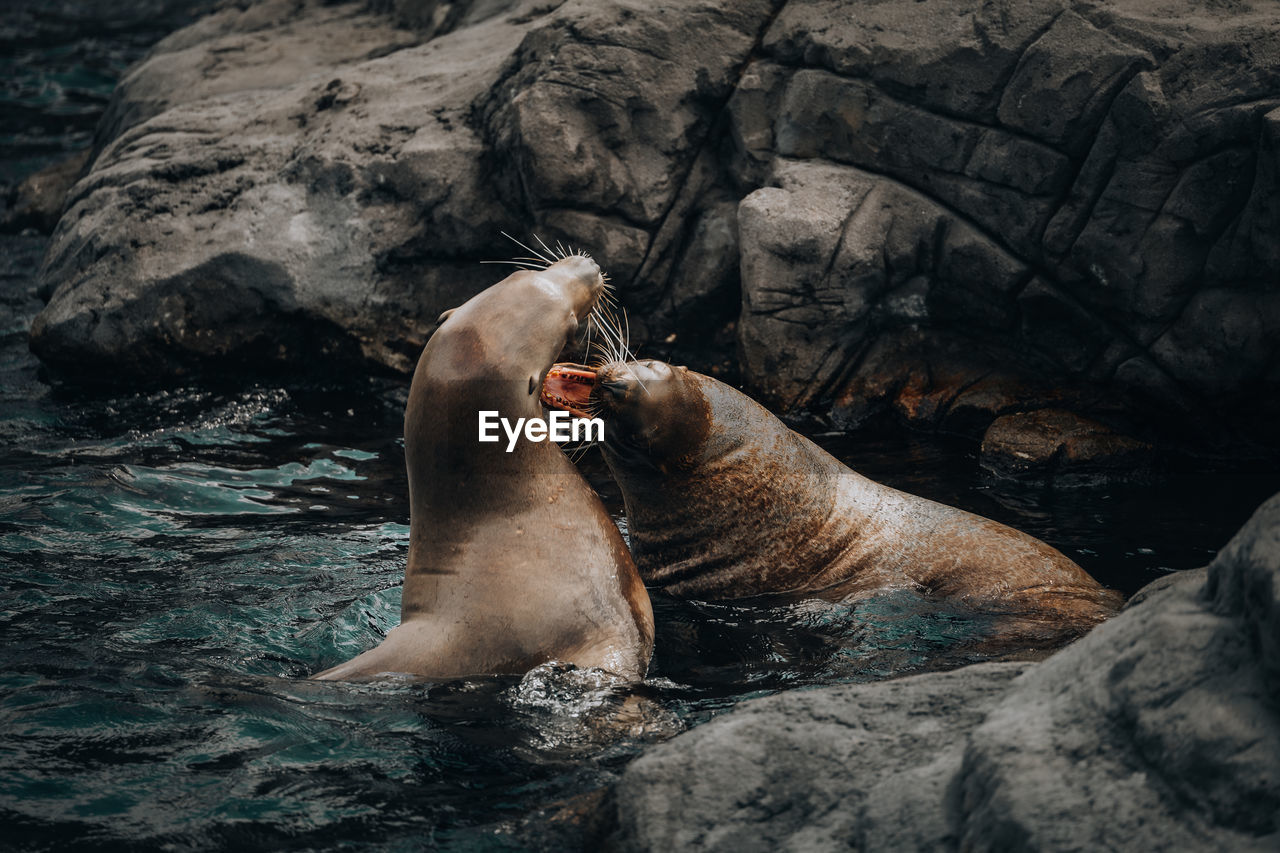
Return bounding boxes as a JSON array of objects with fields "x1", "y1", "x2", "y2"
[
  {"x1": 542, "y1": 359, "x2": 1122, "y2": 637},
  {"x1": 313, "y1": 257, "x2": 653, "y2": 681}
]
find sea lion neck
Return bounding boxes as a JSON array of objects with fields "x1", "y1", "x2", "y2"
[{"x1": 404, "y1": 273, "x2": 586, "y2": 459}]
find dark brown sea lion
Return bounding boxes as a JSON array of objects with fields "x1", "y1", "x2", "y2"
[
  {"x1": 313, "y1": 257, "x2": 653, "y2": 681},
  {"x1": 542, "y1": 359, "x2": 1121, "y2": 636}
]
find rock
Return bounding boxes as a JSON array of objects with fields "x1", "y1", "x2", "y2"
[
  {"x1": 26, "y1": 0, "x2": 1280, "y2": 452},
  {"x1": 731, "y1": 0, "x2": 1280, "y2": 448},
  {"x1": 1, "y1": 151, "x2": 89, "y2": 234},
  {"x1": 646, "y1": 196, "x2": 742, "y2": 371},
  {"x1": 827, "y1": 329, "x2": 1066, "y2": 436},
  {"x1": 31, "y1": 0, "x2": 779, "y2": 382},
  {"x1": 610, "y1": 662, "x2": 1033, "y2": 852},
  {"x1": 980, "y1": 408, "x2": 1153, "y2": 482},
  {"x1": 515, "y1": 787, "x2": 617, "y2": 852},
  {"x1": 87, "y1": 0, "x2": 424, "y2": 157},
  {"x1": 32, "y1": 0, "x2": 514, "y2": 378},
  {"x1": 957, "y1": 493, "x2": 1280, "y2": 850},
  {"x1": 1122, "y1": 565, "x2": 1205, "y2": 611},
  {"x1": 608, "y1": 491, "x2": 1280, "y2": 850}
]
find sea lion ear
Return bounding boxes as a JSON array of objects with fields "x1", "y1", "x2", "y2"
[{"x1": 436, "y1": 308, "x2": 456, "y2": 325}]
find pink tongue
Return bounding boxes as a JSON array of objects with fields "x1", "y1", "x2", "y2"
[{"x1": 541, "y1": 363, "x2": 597, "y2": 416}]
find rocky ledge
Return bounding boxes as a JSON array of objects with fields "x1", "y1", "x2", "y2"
[
  {"x1": 600, "y1": 490, "x2": 1280, "y2": 850},
  {"x1": 28, "y1": 0, "x2": 1280, "y2": 456}
]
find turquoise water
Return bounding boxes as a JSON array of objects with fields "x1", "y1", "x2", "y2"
[{"x1": 3, "y1": 5, "x2": 1278, "y2": 848}]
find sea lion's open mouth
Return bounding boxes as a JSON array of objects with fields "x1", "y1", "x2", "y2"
[{"x1": 541, "y1": 363, "x2": 597, "y2": 418}]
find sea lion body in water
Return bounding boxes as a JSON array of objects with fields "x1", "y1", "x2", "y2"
[
  {"x1": 542, "y1": 360, "x2": 1121, "y2": 636},
  {"x1": 313, "y1": 257, "x2": 653, "y2": 681}
]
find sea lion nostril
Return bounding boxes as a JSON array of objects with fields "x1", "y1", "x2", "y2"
[{"x1": 599, "y1": 379, "x2": 629, "y2": 399}]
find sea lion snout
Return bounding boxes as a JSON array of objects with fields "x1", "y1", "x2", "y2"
[
  {"x1": 534, "y1": 254, "x2": 605, "y2": 317},
  {"x1": 591, "y1": 362, "x2": 659, "y2": 419},
  {"x1": 596, "y1": 360, "x2": 675, "y2": 396},
  {"x1": 541, "y1": 363, "x2": 598, "y2": 417},
  {"x1": 596, "y1": 364, "x2": 639, "y2": 404},
  {"x1": 540, "y1": 361, "x2": 663, "y2": 417},
  {"x1": 590, "y1": 360, "x2": 710, "y2": 467},
  {"x1": 598, "y1": 374, "x2": 630, "y2": 401}
]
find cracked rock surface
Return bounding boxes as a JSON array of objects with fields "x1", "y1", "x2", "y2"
[
  {"x1": 28, "y1": 0, "x2": 1280, "y2": 451},
  {"x1": 606, "y1": 491, "x2": 1280, "y2": 851}
]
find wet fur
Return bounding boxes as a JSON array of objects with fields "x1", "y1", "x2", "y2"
[{"x1": 597, "y1": 361, "x2": 1122, "y2": 643}]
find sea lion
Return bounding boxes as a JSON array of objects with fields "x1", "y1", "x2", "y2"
[
  {"x1": 541, "y1": 359, "x2": 1121, "y2": 635},
  {"x1": 313, "y1": 256, "x2": 653, "y2": 681}
]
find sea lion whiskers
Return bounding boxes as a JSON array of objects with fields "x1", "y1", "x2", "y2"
[
  {"x1": 587, "y1": 301, "x2": 627, "y2": 363},
  {"x1": 502, "y1": 230, "x2": 555, "y2": 265},
  {"x1": 479, "y1": 260, "x2": 548, "y2": 270},
  {"x1": 588, "y1": 314, "x2": 651, "y2": 396},
  {"x1": 589, "y1": 270, "x2": 621, "y2": 349},
  {"x1": 532, "y1": 233, "x2": 594, "y2": 266},
  {"x1": 584, "y1": 298, "x2": 617, "y2": 365},
  {"x1": 617, "y1": 312, "x2": 650, "y2": 395},
  {"x1": 583, "y1": 279, "x2": 620, "y2": 367},
  {"x1": 535, "y1": 233, "x2": 563, "y2": 262},
  {"x1": 564, "y1": 435, "x2": 598, "y2": 464},
  {"x1": 483, "y1": 240, "x2": 628, "y2": 411},
  {"x1": 597, "y1": 309, "x2": 649, "y2": 395},
  {"x1": 499, "y1": 231, "x2": 598, "y2": 269},
  {"x1": 487, "y1": 236, "x2": 617, "y2": 367},
  {"x1": 550, "y1": 238, "x2": 575, "y2": 261},
  {"x1": 586, "y1": 299, "x2": 642, "y2": 384}
]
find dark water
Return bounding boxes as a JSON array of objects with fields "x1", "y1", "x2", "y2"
[
  {"x1": 0, "y1": 1, "x2": 216, "y2": 186},
  {"x1": 2, "y1": 5, "x2": 1278, "y2": 850}
]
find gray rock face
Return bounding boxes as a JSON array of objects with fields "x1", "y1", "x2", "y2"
[
  {"x1": 608, "y1": 491, "x2": 1280, "y2": 850},
  {"x1": 31, "y1": 0, "x2": 522, "y2": 377},
  {"x1": 28, "y1": 0, "x2": 1280, "y2": 450},
  {"x1": 612, "y1": 662, "x2": 1031, "y2": 852},
  {"x1": 29, "y1": 0, "x2": 778, "y2": 379},
  {"x1": 732, "y1": 0, "x2": 1280, "y2": 448},
  {"x1": 957, "y1": 492, "x2": 1280, "y2": 851}
]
